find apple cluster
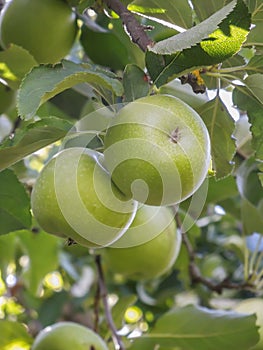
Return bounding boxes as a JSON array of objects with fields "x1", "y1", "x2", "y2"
[{"x1": 31, "y1": 94, "x2": 210, "y2": 281}]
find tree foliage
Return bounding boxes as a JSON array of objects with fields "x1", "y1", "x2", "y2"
[{"x1": 0, "y1": 0, "x2": 263, "y2": 349}]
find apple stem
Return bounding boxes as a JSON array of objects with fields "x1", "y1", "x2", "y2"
[
  {"x1": 102, "y1": 0, "x2": 154, "y2": 52},
  {"x1": 95, "y1": 254, "x2": 125, "y2": 350}
]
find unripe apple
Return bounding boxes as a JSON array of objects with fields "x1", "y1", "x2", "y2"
[
  {"x1": 102, "y1": 205, "x2": 181, "y2": 281},
  {"x1": 104, "y1": 94, "x2": 210, "y2": 206},
  {"x1": 31, "y1": 147, "x2": 137, "y2": 248},
  {"x1": 31, "y1": 322, "x2": 108, "y2": 350},
  {"x1": 0, "y1": 0, "x2": 78, "y2": 64}
]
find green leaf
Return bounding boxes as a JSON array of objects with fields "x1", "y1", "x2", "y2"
[
  {"x1": 245, "y1": 73, "x2": 263, "y2": 104},
  {"x1": 123, "y1": 64, "x2": 149, "y2": 102},
  {"x1": 241, "y1": 197, "x2": 263, "y2": 234},
  {"x1": 149, "y1": 0, "x2": 237, "y2": 54},
  {"x1": 128, "y1": 0, "x2": 193, "y2": 29},
  {"x1": 0, "y1": 233, "x2": 17, "y2": 279},
  {"x1": 233, "y1": 85, "x2": 263, "y2": 159},
  {"x1": 80, "y1": 25, "x2": 129, "y2": 71},
  {"x1": 38, "y1": 291, "x2": 69, "y2": 327},
  {"x1": 236, "y1": 157, "x2": 263, "y2": 234},
  {"x1": 146, "y1": 0, "x2": 250, "y2": 86},
  {"x1": 236, "y1": 157, "x2": 263, "y2": 205},
  {"x1": 112, "y1": 294, "x2": 137, "y2": 329},
  {"x1": 0, "y1": 169, "x2": 31, "y2": 235},
  {"x1": 159, "y1": 78, "x2": 208, "y2": 110},
  {"x1": 0, "y1": 117, "x2": 73, "y2": 171},
  {"x1": 206, "y1": 175, "x2": 238, "y2": 203},
  {"x1": 0, "y1": 320, "x2": 33, "y2": 348},
  {"x1": 0, "y1": 44, "x2": 37, "y2": 89},
  {"x1": 18, "y1": 230, "x2": 61, "y2": 296},
  {"x1": 258, "y1": 163, "x2": 263, "y2": 188},
  {"x1": 130, "y1": 305, "x2": 259, "y2": 350},
  {"x1": 246, "y1": 55, "x2": 263, "y2": 74},
  {"x1": 191, "y1": 0, "x2": 233, "y2": 22},
  {"x1": 197, "y1": 97, "x2": 236, "y2": 179},
  {"x1": 245, "y1": 0, "x2": 263, "y2": 46},
  {"x1": 17, "y1": 60, "x2": 124, "y2": 119}
]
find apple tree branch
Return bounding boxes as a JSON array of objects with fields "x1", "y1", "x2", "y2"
[{"x1": 102, "y1": 0, "x2": 154, "y2": 52}]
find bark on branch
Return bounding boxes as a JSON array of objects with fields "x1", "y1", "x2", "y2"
[
  {"x1": 95, "y1": 254, "x2": 125, "y2": 350},
  {"x1": 103, "y1": 0, "x2": 154, "y2": 52}
]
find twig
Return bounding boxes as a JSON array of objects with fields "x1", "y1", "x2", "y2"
[
  {"x1": 102, "y1": 0, "x2": 154, "y2": 52},
  {"x1": 93, "y1": 281, "x2": 101, "y2": 333},
  {"x1": 95, "y1": 254, "x2": 125, "y2": 350},
  {"x1": 9, "y1": 116, "x2": 22, "y2": 139},
  {"x1": 175, "y1": 213, "x2": 253, "y2": 294},
  {"x1": 0, "y1": 0, "x2": 5, "y2": 11}
]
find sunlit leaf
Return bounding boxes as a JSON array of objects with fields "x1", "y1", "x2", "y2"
[
  {"x1": 128, "y1": 0, "x2": 193, "y2": 29},
  {"x1": 150, "y1": 0, "x2": 237, "y2": 54},
  {"x1": 0, "y1": 320, "x2": 33, "y2": 349},
  {"x1": 112, "y1": 294, "x2": 138, "y2": 329},
  {"x1": 0, "y1": 232, "x2": 17, "y2": 279},
  {"x1": 146, "y1": 0, "x2": 250, "y2": 86},
  {"x1": 0, "y1": 44, "x2": 37, "y2": 89},
  {"x1": 0, "y1": 117, "x2": 73, "y2": 171},
  {"x1": 18, "y1": 230, "x2": 61, "y2": 296},
  {"x1": 0, "y1": 169, "x2": 31, "y2": 235},
  {"x1": 17, "y1": 60, "x2": 124, "y2": 119}
]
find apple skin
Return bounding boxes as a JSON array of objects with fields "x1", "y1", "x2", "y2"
[
  {"x1": 104, "y1": 94, "x2": 211, "y2": 206},
  {"x1": 0, "y1": 0, "x2": 78, "y2": 64},
  {"x1": 31, "y1": 322, "x2": 108, "y2": 350},
  {"x1": 31, "y1": 147, "x2": 137, "y2": 248},
  {"x1": 102, "y1": 205, "x2": 181, "y2": 281}
]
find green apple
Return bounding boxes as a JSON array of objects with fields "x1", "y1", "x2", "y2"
[
  {"x1": 0, "y1": 82, "x2": 15, "y2": 114},
  {"x1": 31, "y1": 147, "x2": 137, "y2": 248},
  {"x1": 104, "y1": 94, "x2": 211, "y2": 206},
  {"x1": 31, "y1": 322, "x2": 108, "y2": 350},
  {"x1": 233, "y1": 298, "x2": 263, "y2": 349},
  {"x1": 102, "y1": 205, "x2": 181, "y2": 280},
  {"x1": 0, "y1": 0, "x2": 78, "y2": 64}
]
